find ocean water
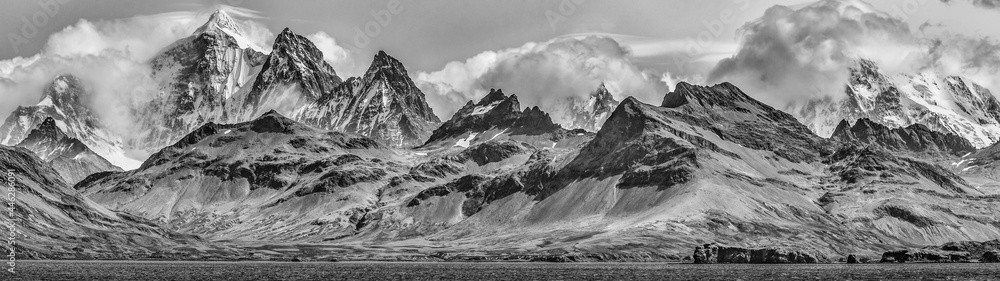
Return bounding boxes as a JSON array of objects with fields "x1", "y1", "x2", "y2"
[{"x1": 6, "y1": 261, "x2": 1000, "y2": 280}]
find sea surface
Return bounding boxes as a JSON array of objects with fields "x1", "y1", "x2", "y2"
[{"x1": 5, "y1": 260, "x2": 1000, "y2": 280}]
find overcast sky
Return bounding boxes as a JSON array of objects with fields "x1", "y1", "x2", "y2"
[{"x1": 1, "y1": 0, "x2": 998, "y2": 118}]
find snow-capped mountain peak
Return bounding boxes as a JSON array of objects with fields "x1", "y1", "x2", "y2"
[
  {"x1": 15, "y1": 117, "x2": 120, "y2": 183},
  {"x1": 801, "y1": 58, "x2": 1000, "y2": 148},
  {"x1": 546, "y1": 83, "x2": 620, "y2": 132},
  {"x1": 193, "y1": 10, "x2": 262, "y2": 51},
  {"x1": 195, "y1": 10, "x2": 243, "y2": 36}
]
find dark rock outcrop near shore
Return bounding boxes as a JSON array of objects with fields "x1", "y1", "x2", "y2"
[
  {"x1": 879, "y1": 249, "x2": 970, "y2": 263},
  {"x1": 693, "y1": 243, "x2": 819, "y2": 264},
  {"x1": 939, "y1": 239, "x2": 1000, "y2": 258},
  {"x1": 983, "y1": 251, "x2": 1000, "y2": 263},
  {"x1": 846, "y1": 254, "x2": 859, "y2": 264}
]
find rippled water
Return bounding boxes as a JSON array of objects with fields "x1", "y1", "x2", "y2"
[{"x1": 6, "y1": 261, "x2": 1000, "y2": 280}]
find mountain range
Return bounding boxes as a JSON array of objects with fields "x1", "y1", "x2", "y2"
[{"x1": 2, "y1": 11, "x2": 999, "y2": 261}]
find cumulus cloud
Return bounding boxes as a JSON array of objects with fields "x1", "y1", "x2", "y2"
[
  {"x1": 415, "y1": 36, "x2": 668, "y2": 120},
  {"x1": 306, "y1": 31, "x2": 357, "y2": 77},
  {"x1": 42, "y1": 13, "x2": 197, "y2": 61},
  {"x1": 708, "y1": 0, "x2": 1000, "y2": 112},
  {"x1": 708, "y1": 0, "x2": 923, "y2": 108}
]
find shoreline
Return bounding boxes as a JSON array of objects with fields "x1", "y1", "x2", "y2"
[{"x1": 15, "y1": 259, "x2": 999, "y2": 264}]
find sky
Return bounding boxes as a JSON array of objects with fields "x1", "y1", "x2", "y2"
[{"x1": 1, "y1": 0, "x2": 998, "y2": 120}]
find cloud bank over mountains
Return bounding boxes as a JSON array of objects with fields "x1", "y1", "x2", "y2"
[
  {"x1": 1, "y1": 0, "x2": 997, "y2": 131},
  {"x1": 415, "y1": 36, "x2": 669, "y2": 119},
  {"x1": 0, "y1": 7, "x2": 279, "y2": 134},
  {"x1": 708, "y1": 0, "x2": 1000, "y2": 110}
]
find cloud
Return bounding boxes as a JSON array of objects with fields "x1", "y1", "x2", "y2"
[
  {"x1": 940, "y1": 0, "x2": 1000, "y2": 10},
  {"x1": 0, "y1": 51, "x2": 158, "y2": 134},
  {"x1": 708, "y1": 0, "x2": 926, "y2": 109},
  {"x1": 0, "y1": 8, "x2": 274, "y2": 136},
  {"x1": 306, "y1": 31, "x2": 357, "y2": 77},
  {"x1": 415, "y1": 36, "x2": 668, "y2": 120},
  {"x1": 708, "y1": 0, "x2": 1000, "y2": 114},
  {"x1": 919, "y1": 34, "x2": 1000, "y2": 92},
  {"x1": 42, "y1": 13, "x2": 198, "y2": 61},
  {"x1": 233, "y1": 16, "x2": 276, "y2": 53}
]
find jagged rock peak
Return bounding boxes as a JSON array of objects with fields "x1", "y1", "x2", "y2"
[
  {"x1": 261, "y1": 109, "x2": 282, "y2": 117},
  {"x1": 594, "y1": 83, "x2": 612, "y2": 98},
  {"x1": 831, "y1": 118, "x2": 976, "y2": 156},
  {"x1": 273, "y1": 28, "x2": 313, "y2": 49},
  {"x1": 372, "y1": 50, "x2": 401, "y2": 67},
  {"x1": 588, "y1": 82, "x2": 619, "y2": 113},
  {"x1": 45, "y1": 74, "x2": 85, "y2": 106},
  {"x1": 194, "y1": 10, "x2": 244, "y2": 36},
  {"x1": 662, "y1": 81, "x2": 752, "y2": 108},
  {"x1": 607, "y1": 96, "x2": 647, "y2": 124},
  {"x1": 364, "y1": 50, "x2": 411, "y2": 81},
  {"x1": 21, "y1": 117, "x2": 67, "y2": 142},
  {"x1": 852, "y1": 58, "x2": 881, "y2": 72},
  {"x1": 34, "y1": 117, "x2": 60, "y2": 132},
  {"x1": 245, "y1": 26, "x2": 341, "y2": 101},
  {"x1": 480, "y1": 88, "x2": 512, "y2": 105}
]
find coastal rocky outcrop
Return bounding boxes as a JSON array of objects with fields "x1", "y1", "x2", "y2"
[
  {"x1": 693, "y1": 243, "x2": 820, "y2": 264},
  {"x1": 879, "y1": 249, "x2": 970, "y2": 263},
  {"x1": 983, "y1": 251, "x2": 1000, "y2": 263}
]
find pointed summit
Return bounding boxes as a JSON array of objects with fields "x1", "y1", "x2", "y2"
[
  {"x1": 555, "y1": 82, "x2": 620, "y2": 132},
  {"x1": 237, "y1": 26, "x2": 341, "y2": 114},
  {"x1": 364, "y1": 50, "x2": 410, "y2": 83},
  {"x1": 16, "y1": 117, "x2": 120, "y2": 183},
  {"x1": 194, "y1": 10, "x2": 244, "y2": 36},
  {"x1": 425, "y1": 89, "x2": 562, "y2": 146},
  {"x1": 479, "y1": 89, "x2": 509, "y2": 106},
  {"x1": 21, "y1": 117, "x2": 67, "y2": 143},
  {"x1": 272, "y1": 27, "x2": 318, "y2": 51},
  {"x1": 46, "y1": 75, "x2": 86, "y2": 109},
  {"x1": 831, "y1": 118, "x2": 975, "y2": 156},
  {"x1": 251, "y1": 109, "x2": 306, "y2": 134}
]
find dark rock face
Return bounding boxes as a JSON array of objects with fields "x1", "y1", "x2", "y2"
[
  {"x1": 358, "y1": 51, "x2": 440, "y2": 125},
  {"x1": 879, "y1": 249, "x2": 970, "y2": 263},
  {"x1": 983, "y1": 251, "x2": 1000, "y2": 263},
  {"x1": 561, "y1": 83, "x2": 620, "y2": 132},
  {"x1": 246, "y1": 28, "x2": 342, "y2": 104},
  {"x1": 296, "y1": 51, "x2": 442, "y2": 147},
  {"x1": 563, "y1": 97, "x2": 697, "y2": 191},
  {"x1": 831, "y1": 118, "x2": 975, "y2": 156},
  {"x1": 824, "y1": 144, "x2": 969, "y2": 193},
  {"x1": 693, "y1": 243, "x2": 819, "y2": 264},
  {"x1": 425, "y1": 89, "x2": 564, "y2": 145},
  {"x1": 454, "y1": 140, "x2": 531, "y2": 166},
  {"x1": 662, "y1": 82, "x2": 831, "y2": 162},
  {"x1": 846, "y1": 254, "x2": 859, "y2": 264}
]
